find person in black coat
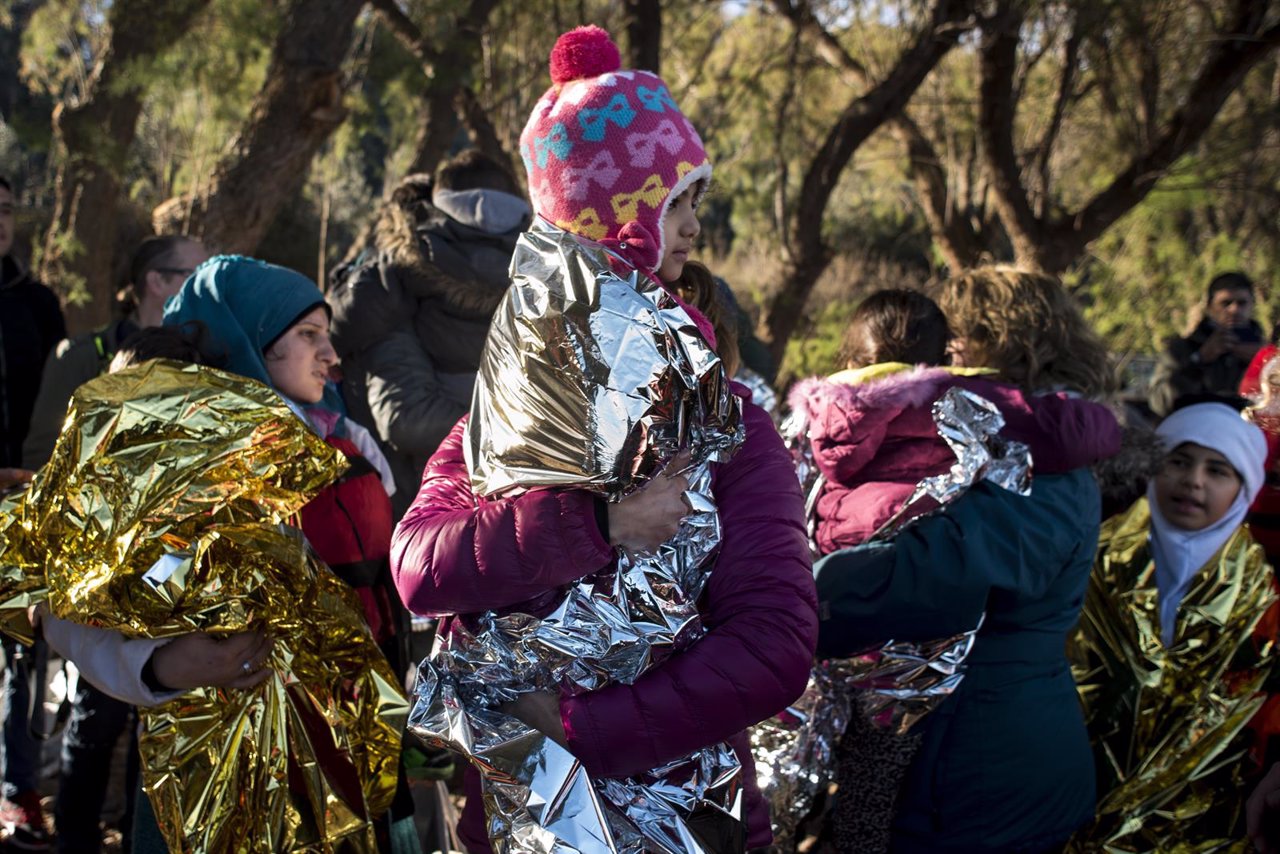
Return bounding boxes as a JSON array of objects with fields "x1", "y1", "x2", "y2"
[
  {"x1": 1149, "y1": 272, "x2": 1265, "y2": 417},
  {"x1": 0, "y1": 174, "x2": 64, "y2": 851}
]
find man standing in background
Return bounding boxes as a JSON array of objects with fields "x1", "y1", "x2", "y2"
[
  {"x1": 1149, "y1": 272, "x2": 1265, "y2": 416},
  {"x1": 23, "y1": 236, "x2": 209, "y2": 469}
]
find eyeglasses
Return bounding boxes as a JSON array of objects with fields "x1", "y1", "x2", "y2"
[{"x1": 153, "y1": 267, "x2": 196, "y2": 279}]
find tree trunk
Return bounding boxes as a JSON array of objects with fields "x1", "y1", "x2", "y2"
[
  {"x1": 978, "y1": 0, "x2": 1280, "y2": 275},
  {"x1": 762, "y1": 0, "x2": 976, "y2": 365},
  {"x1": 372, "y1": 0, "x2": 500, "y2": 180},
  {"x1": 623, "y1": 0, "x2": 662, "y2": 75},
  {"x1": 38, "y1": 0, "x2": 211, "y2": 334},
  {"x1": 407, "y1": 87, "x2": 462, "y2": 176},
  {"x1": 153, "y1": 0, "x2": 364, "y2": 255},
  {"x1": 455, "y1": 86, "x2": 522, "y2": 189},
  {"x1": 892, "y1": 113, "x2": 988, "y2": 271},
  {"x1": 774, "y1": 0, "x2": 988, "y2": 272},
  {"x1": 976, "y1": 2, "x2": 1044, "y2": 269}
]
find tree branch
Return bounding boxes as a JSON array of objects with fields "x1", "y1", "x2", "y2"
[
  {"x1": 1032, "y1": 13, "x2": 1084, "y2": 218},
  {"x1": 977, "y1": 0, "x2": 1043, "y2": 266},
  {"x1": 454, "y1": 85, "x2": 517, "y2": 186},
  {"x1": 1041, "y1": 0, "x2": 1280, "y2": 271},
  {"x1": 772, "y1": 27, "x2": 803, "y2": 258},
  {"x1": 772, "y1": 0, "x2": 985, "y2": 269},
  {"x1": 367, "y1": 0, "x2": 440, "y2": 67},
  {"x1": 762, "y1": 0, "x2": 978, "y2": 358}
]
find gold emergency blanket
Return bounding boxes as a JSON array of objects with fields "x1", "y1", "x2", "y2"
[
  {"x1": 1069, "y1": 497, "x2": 1275, "y2": 853},
  {"x1": 0, "y1": 360, "x2": 407, "y2": 853}
]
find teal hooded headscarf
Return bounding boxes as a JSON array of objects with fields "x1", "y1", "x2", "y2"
[{"x1": 163, "y1": 255, "x2": 329, "y2": 392}]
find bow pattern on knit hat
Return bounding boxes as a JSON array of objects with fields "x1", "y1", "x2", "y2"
[{"x1": 519, "y1": 25, "x2": 712, "y2": 277}]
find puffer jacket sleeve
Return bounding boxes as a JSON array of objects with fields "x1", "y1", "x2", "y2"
[
  {"x1": 813, "y1": 470, "x2": 1098, "y2": 657},
  {"x1": 957, "y1": 379, "x2": 1121, "y2": 471},
  {"x1": 559, "y1": 400, "x2": 817, "y2": 779},
  {"x1": 390, "y1": 416, "x2": 615, "y2": 616}
]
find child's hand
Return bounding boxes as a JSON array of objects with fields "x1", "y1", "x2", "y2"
[{"x1": 607, "y1": 452, "x2": 691, "y2": 553}]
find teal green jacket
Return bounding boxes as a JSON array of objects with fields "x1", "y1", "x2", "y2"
[{"x1": 815, "y1": 470, "x2": 1100, "y2": 853}]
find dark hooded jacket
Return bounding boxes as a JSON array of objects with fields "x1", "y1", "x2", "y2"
[
  {"x1": 0, "y1": 254, "x2": 65, "y2": 467},
  {"x1": 328, "y1": 189, "x2": 531, "y2": 515},
  {"x1": 1148, "y1": 317, "x2": 1265, "y2": 417}
]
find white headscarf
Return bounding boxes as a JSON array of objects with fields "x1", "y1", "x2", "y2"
[{"x1": 1148, "y1": 402, "x2": 1268, "y2": 644}]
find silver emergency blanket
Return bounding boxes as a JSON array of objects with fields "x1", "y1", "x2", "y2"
[
  {"x1": 734, "y1": 367, "x2": 778, "y2": 422},
  {"x1": 410, "y1": 220, "x2": 747, "y2": 853},
  {"x1": 753, "y1": 386, "x2": 1030, "y2": 844}
]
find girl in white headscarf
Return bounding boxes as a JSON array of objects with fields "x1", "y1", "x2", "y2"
[{"x1": 1071, "y1": 402, "x2": 1275, "y2": 852}]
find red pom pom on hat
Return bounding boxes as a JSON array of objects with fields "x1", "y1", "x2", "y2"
[{"x1": 549, "y1": 25, "x2": 622, "y2": 85}]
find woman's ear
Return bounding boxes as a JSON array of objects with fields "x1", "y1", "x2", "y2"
[{"x1": 144, "y1": 269, "x2": 165, "y2": 300}]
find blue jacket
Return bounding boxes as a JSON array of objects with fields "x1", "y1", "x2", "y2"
[{"x1": 814, "y1": 470, "x2": 1100, "y2": 852}]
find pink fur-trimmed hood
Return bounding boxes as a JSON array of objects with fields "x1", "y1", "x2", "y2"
[
  {"x1": 790, "y1": 365, "x2": 1121, "y2": 487},
  {"x1": 790, "y1": 365, "x2": 1122, "y2": 553},
  {"x1": 788, "y1": 366, "x2": 958, "y2": 429}
]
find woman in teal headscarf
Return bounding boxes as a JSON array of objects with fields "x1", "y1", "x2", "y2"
[
  {"x1": 39, "y1": 256, "x2": 419, "y2": 853},
  {"x1": 164, "y1": 256, "x2": 405, "y2": 653}
]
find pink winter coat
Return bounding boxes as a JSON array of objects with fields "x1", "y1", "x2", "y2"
[
  {"x1": 391, "y1": 387, "x2": 817, "y2": 852},
  {"x1": 789, "y1": 367, "x2": 1122, "y2": 554}
]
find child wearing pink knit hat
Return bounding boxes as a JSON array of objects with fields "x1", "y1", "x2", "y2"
[
  {"x1": 392, "y1": 24, "x2": 816, "y2": 854},
  {"x1": 519, "y1": 24, "x2": 712, "y2": 285}
]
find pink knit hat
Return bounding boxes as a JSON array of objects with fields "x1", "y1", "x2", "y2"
[{"x1": 519, "y1": 26, "x2": 712, "y2": 277}]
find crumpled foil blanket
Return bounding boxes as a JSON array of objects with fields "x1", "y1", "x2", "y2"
[
  {"x1": 0, "y1": 360, "x2": 407, "y2": 853},
  {"x1": 410, "y1": 220, "x2": 749, "y2": 853},
  {"x1": 754, "y1": 386, "x2": 1030, "y2": 844}
]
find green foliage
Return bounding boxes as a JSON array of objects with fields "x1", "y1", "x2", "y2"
[
  {"x1": 781, "y1": 297, "x2": 858, "y2": 381},
  {"x1": 0, "y1": 0, "x2": 1276, "y2": 361},
  {"x1": 128, "y1": 0, "x2": 280, "y2": 208},
  {"x1": 18, "y1": 0, "x2": 109, "y2": 102}
]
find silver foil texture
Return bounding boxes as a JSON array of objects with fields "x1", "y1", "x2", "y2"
[
  {"x1": 410, "y1": 221, "x2": 747, "y2": 853},
  {"x1": 754, "y1": 384, "x2": 1030, "y2": 843}
]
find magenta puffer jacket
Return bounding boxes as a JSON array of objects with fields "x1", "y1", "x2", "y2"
[
  {"x1": 391, "y1": 388, "x2": 817, "y2": 851},
  {"x1": 789, "y1": 367, "x2": 1122, "y2": 554}
]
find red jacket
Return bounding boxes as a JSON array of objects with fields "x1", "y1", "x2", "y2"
[
  {"x1": 297, "y1": 413, "x2": 397, "y2": 643},
  {"x1": 789, "y1": 367, "x2": 1123, "y2": 553},
  {"x1": 391, "y1": 388, "x2": 817, "y2": 850}
]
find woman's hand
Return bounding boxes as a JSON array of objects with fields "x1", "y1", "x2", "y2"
[
  {"x1": 500, "y1": 691, "x2": 568, "y2": 748},
  {"x1": 150, "y1": 627, "x2": 275, "y2": 691},
  {"x1": 608, "y1": 453, "x2": 691, "y2": 552},
  {"x1": 0, "y1": 468, "x2": 34, "y2": 492}
]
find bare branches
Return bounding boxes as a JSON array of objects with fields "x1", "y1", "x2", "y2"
[
  {"x1": 1031, "y1": 14, "x2": 1084, "y2": 218},
  {"x1": 367, "y1": 0, "x2": 440, "y2": 68},
  {"x1": 760, "y1": 0, "x2": 978, "y2": 359},
  {"x1": 1038, "y1": 0, "x2": 1280, "y2": 270},
  {"x1": 977, "y1": 0, "x2": 1040, "y2": 263},
  {"x1": 371, "y1": 0, "x2": 502, "y2": 174}
]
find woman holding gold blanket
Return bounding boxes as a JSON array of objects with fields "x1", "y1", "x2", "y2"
[{"x1": 24, "y1": 258, "x2": 413, "y2": 853}]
